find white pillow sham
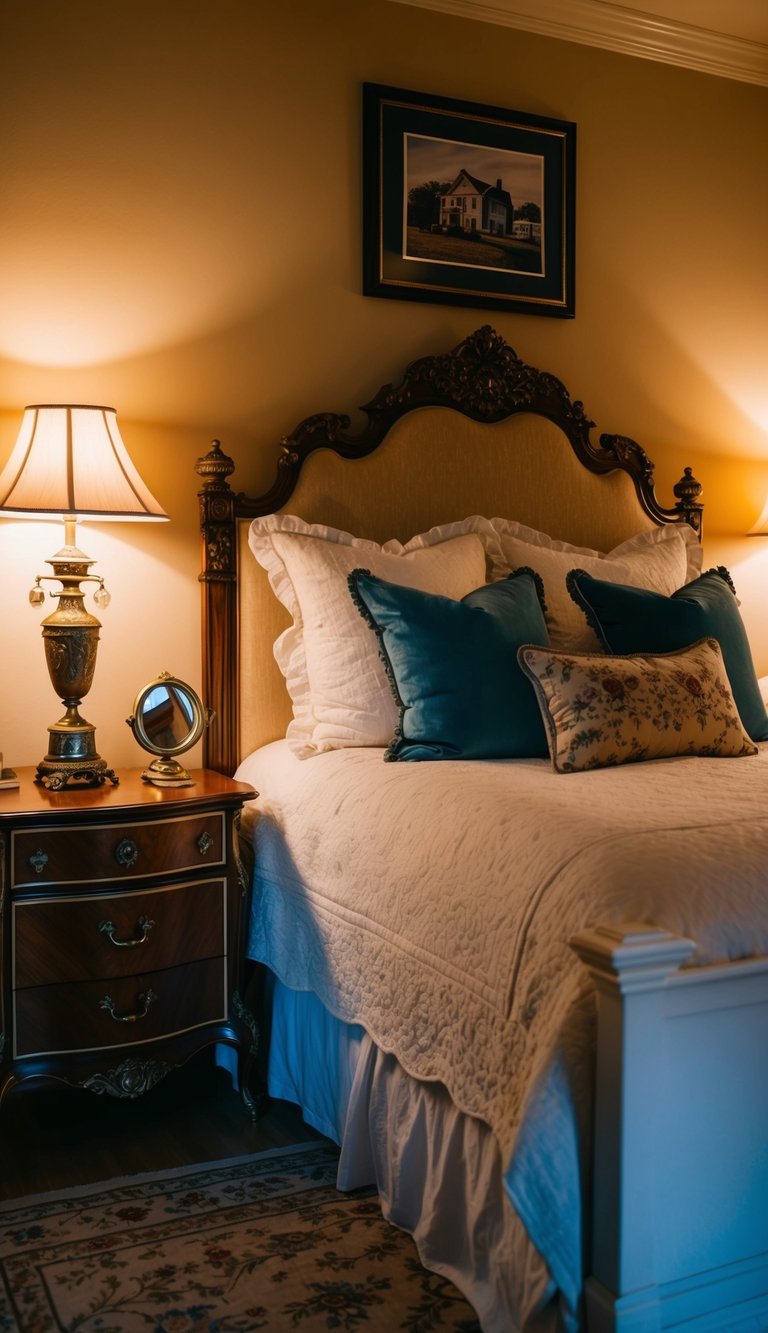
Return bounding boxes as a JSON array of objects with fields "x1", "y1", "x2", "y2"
[
  {"x1": 248, "y1": 513, "x2": 504, "y2": 756},
  {"x1": 490, "y1": 518, "x2": 703, "y2": 650}
]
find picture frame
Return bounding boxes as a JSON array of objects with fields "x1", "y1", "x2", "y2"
[{"x1": 363, "y1": 83, "x2": 576, "y2": 318}]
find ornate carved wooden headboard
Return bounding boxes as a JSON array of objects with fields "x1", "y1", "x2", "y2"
[{"x1": 196, "y1": 326, "x2": 703, "y2": 775}]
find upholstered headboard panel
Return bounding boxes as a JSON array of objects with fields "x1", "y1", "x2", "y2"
[
  {"x1": 198, "y1": 327, "x2": 703, "y2": 774},
  {"x1": 237, "y1": 411, "x2": 662, "y2": 758}
]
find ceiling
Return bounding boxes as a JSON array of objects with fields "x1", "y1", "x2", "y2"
[{"x1": 389, "y1": 0, "x2": 768, "y2": 84}]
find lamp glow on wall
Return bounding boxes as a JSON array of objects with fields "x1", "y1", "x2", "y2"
[
  {"x1": 0, "y1": 405, "x2": 168, "y2": 789},
  {"x1": 747, "y1": 494, "x2": 768, "y2": 536}
]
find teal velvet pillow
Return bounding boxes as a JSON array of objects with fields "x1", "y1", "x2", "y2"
[
  {"x1": 348, "y1": 568, "x2": 550, "y2": 760},
  {"x1": 567, "y1": 566, "x2": 768, "y2": 742}
]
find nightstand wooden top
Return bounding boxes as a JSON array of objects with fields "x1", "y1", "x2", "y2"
[{"x1": 0, "y1": 768, "x2": 256, "y2": 821}]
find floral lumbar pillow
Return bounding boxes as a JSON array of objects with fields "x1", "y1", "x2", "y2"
[{"x1": 518, "y1": 636, "x2": 758, "y2": 773}]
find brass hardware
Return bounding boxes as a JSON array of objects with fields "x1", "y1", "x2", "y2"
[
  {"x1": 29, "y1": 849, "x2": 49, "y2": 875},
  {"x1": 197, "y1": 831, "x2": 214, "y2": 856},
  {"x1": 98, "y1": 914, "x2": 154, "y2": 948},
  {"x1": 99, "y1": 989, "x2": 156, "y2": 1023},
  {"x1": 114, "y1": 837, "x2": 139, "y2": 868}
]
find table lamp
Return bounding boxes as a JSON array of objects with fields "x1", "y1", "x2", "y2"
[{"x1": 0, "y1": 405, "x2": 168, "y2": 789}]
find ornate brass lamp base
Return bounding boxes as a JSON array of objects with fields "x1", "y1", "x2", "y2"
[
  {"x1": 36, "y1": 704, "x2": 119, "y2": 790},
  {"x1": 37, "y1": 759, "x2": 118, "y2": 790},
  {"x1": 37, "y1": 755, "x2": 118, "y2": 790},
  {"x1": 30, "y1": 525, "x2": 119, "y2": 791}
]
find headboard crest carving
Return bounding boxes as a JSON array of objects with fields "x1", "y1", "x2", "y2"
[
  {"x1": 399, "y1": 325, "x2": 593, "y2": 427},
  {"x1": 196, "y1": 326, "x2": 704, "y2": 774}
]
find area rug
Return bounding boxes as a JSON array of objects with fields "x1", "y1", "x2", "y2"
[{"x1": 0, "y1": 1142, "x2": 481, "y2": 1331}]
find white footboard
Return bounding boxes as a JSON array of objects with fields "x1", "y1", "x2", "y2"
[{"x1": 571, "y1": 923, "x2": 768, "y2": 1333}]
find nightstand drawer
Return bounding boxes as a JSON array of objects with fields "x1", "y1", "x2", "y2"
[
  {"x1": 11, "y1": 811, "x2": 225, "y2": 887},
  {"x1": 13, "y1": 878, "x2": 226, "y2": 987},
  {"x1": 14, "y1": 957, "x2": 227, "y2": 1058}
]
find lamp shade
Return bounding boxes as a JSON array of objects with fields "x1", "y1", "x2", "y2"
[{"x1": 0, "y1": 404, "x2": 168, "y2": 521}]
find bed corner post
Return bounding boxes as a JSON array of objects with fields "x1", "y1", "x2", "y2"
[
  {"x1": 570, "y1": 923, "x2": 695, "y2": 1333},
  {"x1": 196, "y1": 440, "x2": 239, "y2": 776},
  {"x1": 672, "y1": 467, "x2": 704, "y2": 537}
]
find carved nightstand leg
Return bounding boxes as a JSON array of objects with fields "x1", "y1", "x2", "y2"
[
  {"x1": 232, "y1": 990, "x2": 265, "y2": 1121},
  {"x1": 241, "y1": 1082, "x2": 259, "y2": 1123}
]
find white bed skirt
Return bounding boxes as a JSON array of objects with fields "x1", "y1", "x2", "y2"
[{"x1": 267, "y1": 976, "x2": 564, "y2": 1333}]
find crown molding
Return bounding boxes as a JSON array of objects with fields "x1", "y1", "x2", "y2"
[{"x1": 388, "y1": 0, "x2": 768, "y2": 86}]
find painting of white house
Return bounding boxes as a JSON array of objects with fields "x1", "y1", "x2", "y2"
[{"x1": 405, "y1": 134, "x2": 545, "y2": 276}]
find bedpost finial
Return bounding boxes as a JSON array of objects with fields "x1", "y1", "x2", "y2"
[
  {"x1": 673, "y1": 466, "x2": 704, "y2": 534},
  {"x1": 195, "y1": 439, "x2": 236, "y2": 490}
]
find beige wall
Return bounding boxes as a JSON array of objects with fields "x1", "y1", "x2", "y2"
[{"x1": 1, "y1": 0, "x2": 767, "y2": 769}]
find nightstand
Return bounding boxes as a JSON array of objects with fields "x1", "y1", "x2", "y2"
[{"x1": 0, "y1": 768, "x2": 258, "y2": 1116}]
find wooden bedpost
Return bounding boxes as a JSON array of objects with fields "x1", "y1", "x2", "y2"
[{"x1": 196, "y1": 440, "x2": 239, "y2": 776}]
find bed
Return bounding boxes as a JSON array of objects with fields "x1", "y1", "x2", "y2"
[{"x1": 195, "y1": 326, "x2": 768, "y2": 1332}]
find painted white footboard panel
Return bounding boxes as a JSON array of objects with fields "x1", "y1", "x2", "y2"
[{"x1": 572, "y1": 924, "x2": 768, "y2": 1333}]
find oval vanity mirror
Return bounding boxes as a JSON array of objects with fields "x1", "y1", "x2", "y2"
[{"x1": 127, "y1": 672, "x2": 210, "y2": 786}]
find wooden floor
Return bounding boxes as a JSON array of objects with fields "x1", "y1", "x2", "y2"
[{"x1": 0, "y1": 1050, "x2": 324, "y2": 1201}]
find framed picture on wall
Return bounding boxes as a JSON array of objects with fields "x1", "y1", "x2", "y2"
[{"x1": 363, "y1": 83, "x2": 576, "y2": 318}]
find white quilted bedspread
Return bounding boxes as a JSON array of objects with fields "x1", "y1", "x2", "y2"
[
  {"x1": 238, "y1": 740, "x2": 768, "y2": 1321},
  {"x1": 239, "y1": 740, "x2": 768, "y2": 1169}
]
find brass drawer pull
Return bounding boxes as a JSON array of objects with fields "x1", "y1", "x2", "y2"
[
  {"x1": 100, "y1": 989, "x2": 156, "y2": 1023},
  {"x1": 99, "y1": 914, "x2": 155, "y2": 949},
  {"x1": 29, "y1": 849, "x2": 49, "y2": 875},
  {"x1": 114, "y1": 837, "x2": 139, "y2": 868},
  {"x1": 197, "y1": 831, "x2": 214, "y2": 856}
]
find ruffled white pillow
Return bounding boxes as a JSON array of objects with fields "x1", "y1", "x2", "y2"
[
  {"x1": 248, "y1": 514, "x2": 505, "y2": 756},
  {"x1": 491, "y1": 519, "x2": 702, "y2": 650}
]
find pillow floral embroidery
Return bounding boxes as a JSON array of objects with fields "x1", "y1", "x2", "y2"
[{"x1": 518, "y1": 637, "x2": 758, "y2": 773}]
